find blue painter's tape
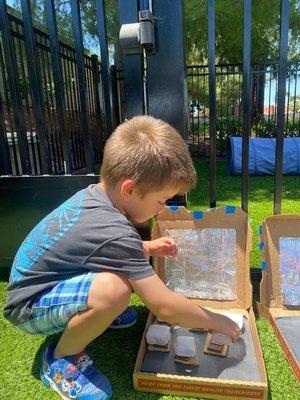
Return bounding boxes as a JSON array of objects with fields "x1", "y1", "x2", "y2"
[
  {"x1": 169, "y1": 205, "x2": 180, "y2": 212},
  {"x1": 260, "y1": 260, "x2": 267, "y2": 271},
  {"x1": 225, "y1": 205, "x2": 235, "y2": 214},
  {"x1": 258, "y1": 242, "x2": 265, "y2": 251},
  {"x1": 193, "y1": 210, "x2": 203, "y2": 220},
  {"x1": 258, "y1": 224, "x2": 263, "y2": 236}
]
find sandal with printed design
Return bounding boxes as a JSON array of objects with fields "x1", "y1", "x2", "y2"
[{"x1": 40, "y1": 343, "x2": 112, "y2": 400}]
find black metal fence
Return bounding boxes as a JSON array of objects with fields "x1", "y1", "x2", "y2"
[
  {"x1": 0, "y1": 0, "x2": 296, "y2": 217},
  {"x1": 0, "y1": 10, "x2": 107, "y2": 176},
  {"x1": 2, "y1": 5, "x2": 298, "y2": 172},
  {"x1": 187, "y1": 61, "x2": 300, "y2": 157},
  {"x1": 111, "y1": 67, "x2": 125, "y2": 125}
]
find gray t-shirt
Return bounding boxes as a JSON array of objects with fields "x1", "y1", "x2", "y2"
[{"x1": 4, "y1": 184, "x2": 154, "y2": 325}]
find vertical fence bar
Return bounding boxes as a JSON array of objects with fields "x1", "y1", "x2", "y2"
[
  {"x1": 208, "y1": 0, "x2": 216, "y2": 208},
  {"x1": 285, "y1": 71, "x2": 291, "y2": 133},
  {"x1": 0, "y1": 28, "x2": 12, "y2": 174},
  {"x1": 16, "y1": 30, "x2": 39, "y2": 174},
  {"x1": 292, "y1": 64, "x2": 297, "y2": 129},
  {"x1": 70, "y1": 0, "x2": 94, "y2": 173},
  {"x1": 119, "y1": 0, "x2": 144, "y2": 118},
  {"x1": 91, "y1": 54, "x2": 104, "y2": 157},
  {"x1": 220, "y1": 66, "x2": 224, "y2": 151},
  {"x1": 95, "y1": 0, "x2": 114, "y2": 139},
  {"x1": 45, "y1": 0, "x2": 71, "y2": 174},
  {"x1": 274, "y1": 0, "x2": 289, "y2": 215},
  {"x1": 0, "y1": 1, "x2": 31, "y2": 174},
  {"x1": 110, "y1": 65, "x2": 121, "y2": 126},
  {"x1": 203, "y1": 68, "x2": 207, "y2": 156},
  {"x1": 241, "y1": 0, "x2": 252, "y2": 213},
  {"x1": 90, "y1": 55, "x2": 102, "y2": 134},
  {"x1": 21, "y1": 0, "x2": 50, "y2": 174},
  {"x1": 0, "y1": 94, "x2": 11, "y2": 174}
]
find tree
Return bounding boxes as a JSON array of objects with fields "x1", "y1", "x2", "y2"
[
  {"x1": 8, "y1": 0, "x2": 119, "y2": 57},
  {"x1": 7, "y1": 0, "x2": 300, "y2": 125},
  {"x1": 185, "y1": 0, "x2": 300, "y2": 124},
  {"x1": 184, "y1": 0, "x2": 300, "y2": 65},
  {"x1": 9, "y1": 1, "x2": 300, "y2": 63}
]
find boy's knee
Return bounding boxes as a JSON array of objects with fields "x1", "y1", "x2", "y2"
[{"x1": 88, "y1": 273, "x2": 131, "y2": 311}]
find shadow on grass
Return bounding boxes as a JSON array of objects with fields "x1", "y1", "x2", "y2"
[{"x1": 31, "y1": 304, "x2": 163, "y2": 399}]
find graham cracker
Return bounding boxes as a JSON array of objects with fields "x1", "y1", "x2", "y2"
[
  {"x1": 174, "y1": 353, "x2": 199, "y2": 366},
  {"x1": 204, "y1": 333, "x2": 229, "y2": 357}
]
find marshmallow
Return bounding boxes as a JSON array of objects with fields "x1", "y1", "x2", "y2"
[
  {"x1": 210, "y1": 333, "x2": 232, "y2": 346},
  {"x1": 174, "y1": 336, "x2": 196, "y2": 358},
  {"x1": 222, "y1": 312, "x2": 244, "y2": 329},
  {"x1": 146, "y1": 324, "x2": 171, "y2": 346},
  {"x1": 211, "y1": 312, "x2": 244, "y2": 346}
]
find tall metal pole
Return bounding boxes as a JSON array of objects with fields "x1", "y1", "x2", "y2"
[
  {"x1": 0, "y1": 0, "x2": 31, "y2": 174},
  {"x1": 0, "y1": 93, "x2": 11, "y2": 174},
  {"x1": 119, "y1": 0, "x2": 144, "y2": 117},
  {"x1": 241, "y1": 0, "x2": 252, "y2": 213},
  {"x1": 95, "y1": 0, "x2": 114, "y2": 138},
  {"x1": 21, "y1": 0, "x2": 50, "y2": 174},
  {"x1": 274, "y1": 0, "x2": 289, "y2": 215},
  {"x1": 147, "y1": 0, "x2": 187, "y2": 137},
  {"x1": 208, "y1": 0, "x2": 217, "y2": 208},
  {"x1": 45, "y1": 0, "x2": 71, "y2": 174},
  {"x1": 70, "y1": 0, "x2": 94, "y2": 173}
]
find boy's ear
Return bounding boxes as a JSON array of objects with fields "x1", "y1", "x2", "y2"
[{"x1": 120, "y1": 179, "x2": 135, "y2": 199}]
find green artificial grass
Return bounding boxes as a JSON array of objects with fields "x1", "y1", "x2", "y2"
[{"x1": 1, "y1": 159, "x2": 300, "y2": 399}]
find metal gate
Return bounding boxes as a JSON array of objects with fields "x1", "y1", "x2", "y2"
[{"x1": 0, "y1": 0, "x2": 296, "y2": 267}]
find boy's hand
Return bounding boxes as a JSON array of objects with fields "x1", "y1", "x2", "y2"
[
  {"x1": 211, "y1": 312, "x2": 242, "y2": 343},
  {"x1": 143, "y1": 237, "x2": 177, "y2": 259}
]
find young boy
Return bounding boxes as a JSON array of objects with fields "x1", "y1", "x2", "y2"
[{"x1": 4, "y1": 116, "x2": 241, "y2": 400}]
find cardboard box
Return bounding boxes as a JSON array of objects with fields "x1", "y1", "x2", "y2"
[
  {"x1": 257, "y1": 214, "x2": 300, "y2": 382},
  {"x1": 133, "y1": 206, "x2": 268, "y2": 399}
]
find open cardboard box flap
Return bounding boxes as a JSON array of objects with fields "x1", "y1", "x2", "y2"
[
  {"x1": 258, "y1": 214, "x2": 300, "y2": 382},
  {"x1": 259, "y1": 214, "x2": 300, "y2": 309},
  {"x1": 152, "y1": 205, "x2": 252, "y2": 310},
  {"x1": 133, "y1": 206, "x2": 268, "y2": 399}
]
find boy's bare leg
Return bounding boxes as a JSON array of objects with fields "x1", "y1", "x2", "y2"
[{"x1": 54, "y1": 272, "x2": 132, "y2": 358}]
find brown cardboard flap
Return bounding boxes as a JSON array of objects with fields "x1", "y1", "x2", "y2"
[
  {"x1": 156, "y1": 206, "x2": 193, "y2": 222},
  {"x1": 152, "y1": 206, "x2": 252, "y2": 310},
  {"x1": 256, "y1": 301, "x2": 300, "y2": 382},
  {"x1": 260, "y1": 215, "x2": 300, "y2": 309}
]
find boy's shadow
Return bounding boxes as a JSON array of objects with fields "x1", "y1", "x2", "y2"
[{"x1": 32, "y1": 304, "x2": 163, "y2": 399}]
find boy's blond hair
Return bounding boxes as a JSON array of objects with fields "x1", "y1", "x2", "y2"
[{"x1": 100, "y1": 115, "x2": 197, "y2": 194}]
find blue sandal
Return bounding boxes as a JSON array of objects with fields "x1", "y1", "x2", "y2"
[
  {"x1": 40, "y1": 343, "x2": 112, "y2": 399},
  {"x1": 109, "y1": 306, "x2": 137, "y2": 329}
]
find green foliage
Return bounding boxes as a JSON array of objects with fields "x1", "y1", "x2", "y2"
[
  {"x1": 251, "y1": 118, "x2": 299, "y2": 138},
  {"x1": 189, "y1": 116, "x2": 300, "y2": 152},
  {"x1": 185, "y1": 0, "x2": 300, "y2": 65},
  {"x1": 189, "y1": 118, "x2": 241, "y2": 151},
  {"x1": 8, "y1": 0, "x2": 119, "y2": 54},
  {"x1": 8, "y1": 1, "x2": 300, "y2": 65}
]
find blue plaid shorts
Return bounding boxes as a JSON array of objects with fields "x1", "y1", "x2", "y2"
[{"x1": 18, "y1": 272, "x2": 96, "y2": 335}]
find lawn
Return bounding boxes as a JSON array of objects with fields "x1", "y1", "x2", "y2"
[{"x1": 1, "y1": 159, "x2": 299, "y2": 399}]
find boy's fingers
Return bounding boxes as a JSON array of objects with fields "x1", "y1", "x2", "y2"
[
  {"x1": 164, "y1": 237, "x2": 176, "y2": 246},
  {"x1": 167, "y1": 244, "x2": 177, "y2": 258},
  {"x1": 171, "y1": 245, "x2": 178, "y2": 257}
]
